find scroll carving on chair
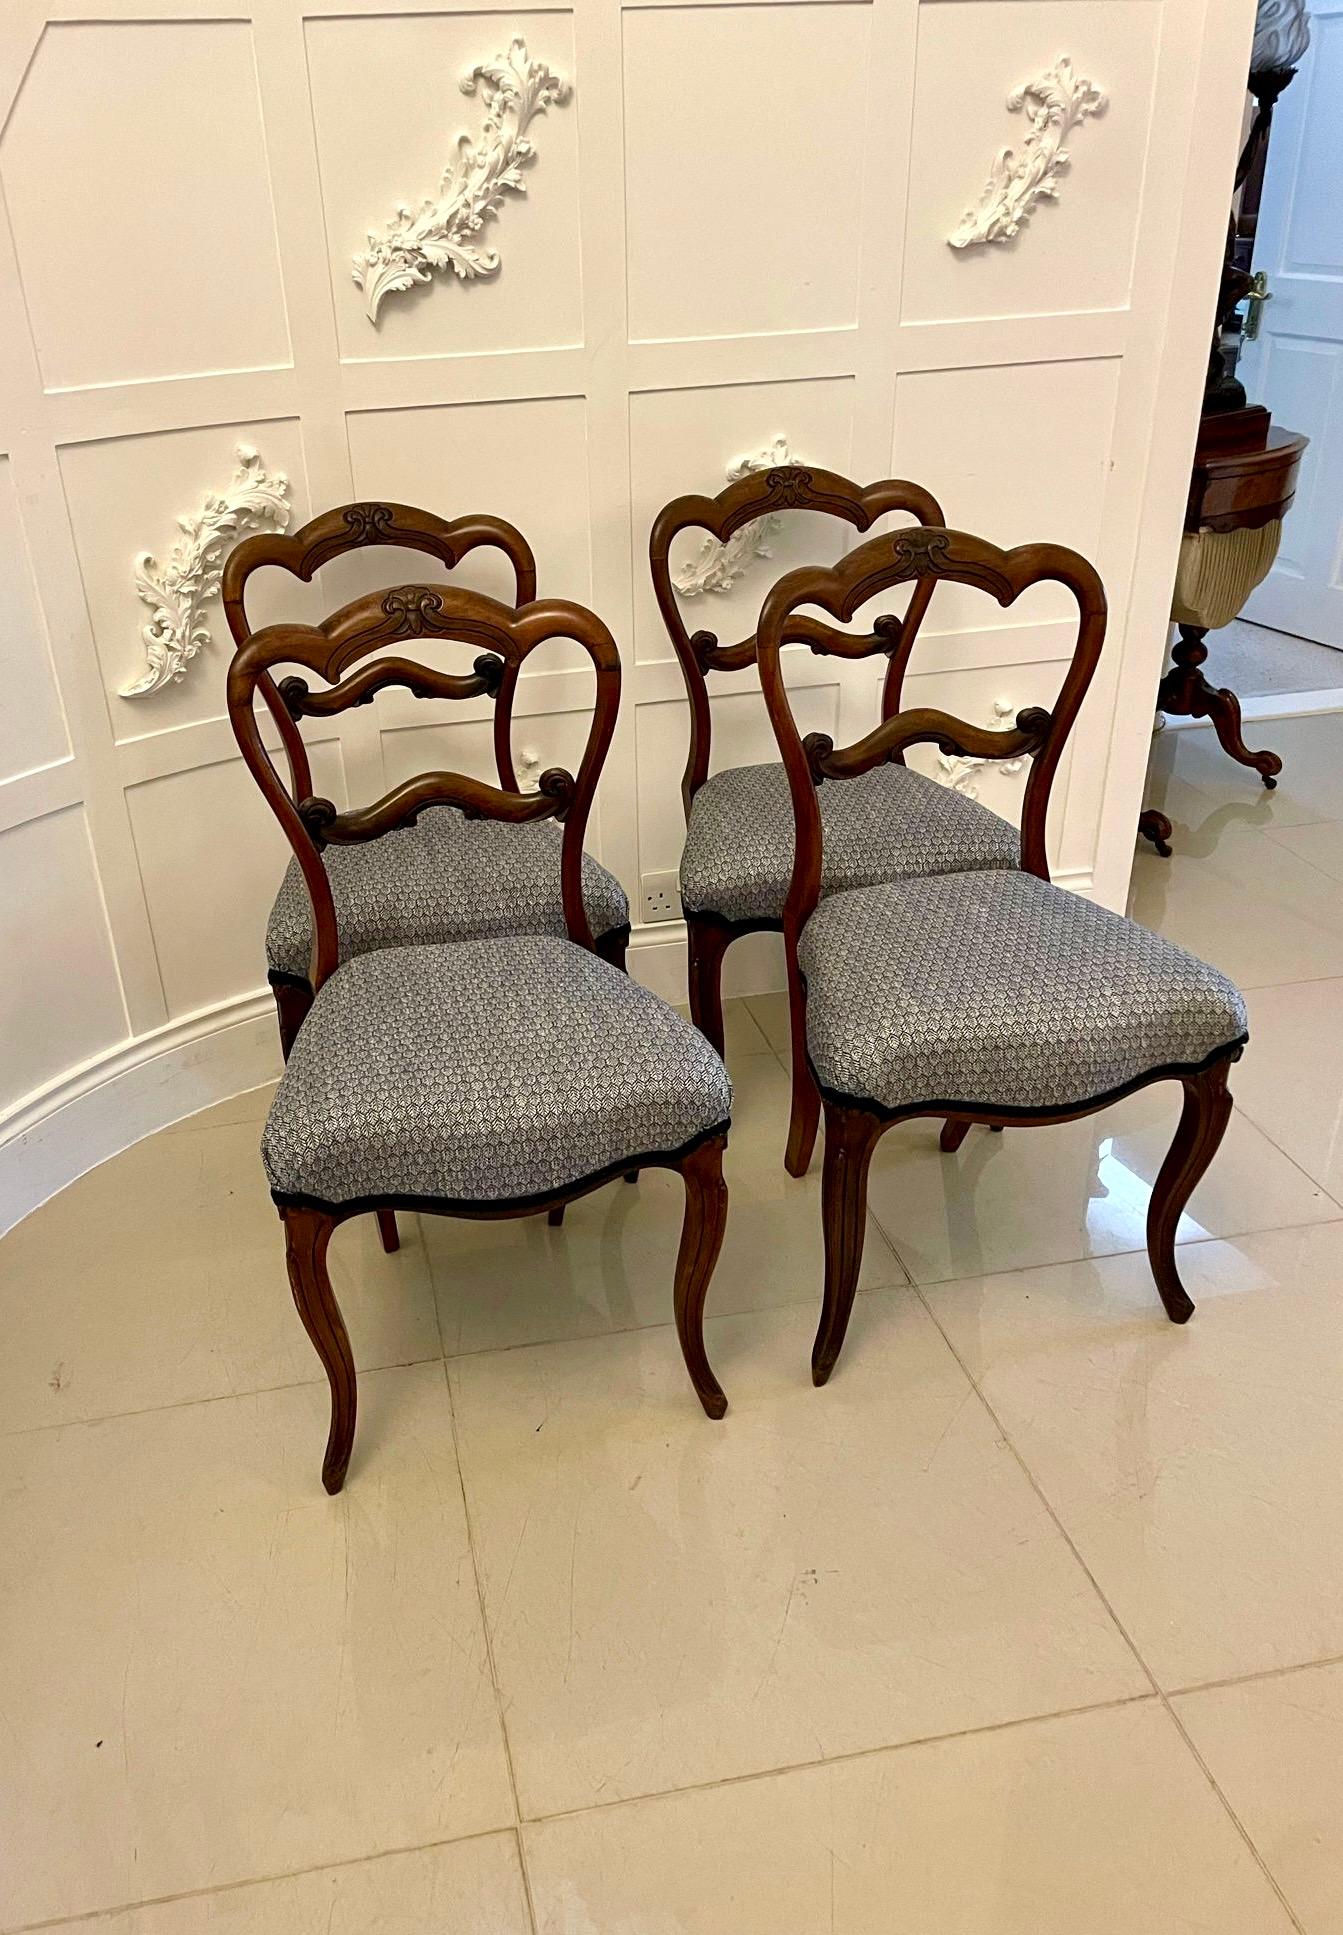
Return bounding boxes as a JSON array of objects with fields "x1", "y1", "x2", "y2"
[
  {"x1": 650, "y1": 467, "x2": 1025, "y2": 1169},
  {"x1": 754, "y1": 525, "x2": 1248, "y2": 1383},
  {"x1": 227, "y1": 583, "x2": 733, "y2": 1489}
]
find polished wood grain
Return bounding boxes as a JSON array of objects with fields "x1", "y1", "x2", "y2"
[
  {"x1": 804, "y1": 705, "x2": 1052, "y2": 783},
  {"x1": 1146, "y1": 1057, "x2": 1235, "y2": 1323},
  {"x1": 274, "y1": 1127, "x2": 733, "y2": 1489},
  {"x1": 282, "y1": 1205, "x2": 355, "y2": 1495},
  {"x1": 228, "y1": 583, "x2": 621, "y2": 990},
  {"x1": 650, "y1": 467, "x2": 947, "y2": 1150},
  {"x1": 812, "y1": 1101, "x2": 885, "y2": 1386},
  {"x1": 230, "y1": 569, "x2": 732, "y2": 1487},
  {"x1": 1139, "y1": 419, "x2": 1307, "y2": 853},
  {"x1": 754, "y1": 522, "x2": 1238, "y2": 1381},
  {"x1": 672, "y1": 1135, "x2": 731, "y2": 1420},
  {"x1": 222, "y1": 501, "x2": 536, "y2": 809},
  {"x1": 757, "y1": 524, "x2": 1107, "y2": 1177},
  {"x1": 1184, "y1": 422, "x2": 1306, "y2": 535},
  {"x1": 651, "y1": 468, "x2": 946, "y2": 818},
  {"x1": 812, "y1": 1054, "x2": 1240, "y2": 1385}
]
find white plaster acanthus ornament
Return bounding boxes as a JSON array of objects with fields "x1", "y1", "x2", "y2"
[
  {"x1": 122, "y1": 446, "x2": 290, "y2": 699},
  {"x1": 674, "y1": 437, "x2": 802, "y2": 598},
  {"x1": 948, "y1": 57, "x2": 1107, "y2": 250},
  {"x1": 938, "y1": 698, "x2": 1029, "y2": 798},
  {"x1": 352, "y1": 37, "x2": 570, "y2": 324}
]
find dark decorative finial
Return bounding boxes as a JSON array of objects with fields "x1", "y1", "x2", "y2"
[
  {"x1": 473, "y1": 653, "x2": 506, "y2": 695},
  {"x1": 277, "y1": 675, "x2": 310, "y2": 720},
  {"x1": 297, "y1": 795, "x2": 338, "y2": 849},
  {"x1": 802, "y1": 730, "x2": 835, "y2": 783},
  {"x1": 538, "y1": 766, "x2": 577, "y2": 819}
]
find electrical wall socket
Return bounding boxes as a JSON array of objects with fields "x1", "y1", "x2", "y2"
[{"x1": 640, "y1": 870, "x2": 681, "y2": 924}]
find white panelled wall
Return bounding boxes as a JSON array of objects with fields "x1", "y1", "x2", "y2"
[{"x1": 0, "y1": 0, "x2": 1255, "y2": 1227}]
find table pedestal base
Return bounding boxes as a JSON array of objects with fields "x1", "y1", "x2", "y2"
[{"x1": 1138, "y1": 625, "x2": 1284, "y2": 856}]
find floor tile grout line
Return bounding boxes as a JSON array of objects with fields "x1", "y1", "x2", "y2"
[
  {"x1": 1169, "y1": 1649, "x2": 1343, "y2": 1700},
  {"x1": 0, "y1": 1693, "x2": 1170, "y2": 1935},
  {"x1": 0, "y1": 1824, "x2": 523, "y2": 1935},
  {"x1": 912, "y1": 1283, "x2": 1308, "y2": 1934},
  {"x1": 866, "y1": 1182, "x2": 1343, "y2": 1294},
  {"x1": 515, "y1": 1691, "x2": 1160, "y2": 1834},
  {"x1": 1158, "y1": 1699, "x2": 1308, "y2": 1933},
  {"x1": 0, "y1": 1358, "x2": 442, "y2": 1442},
  {"x1": 1238, "y1": 968, "x2": 1343, "y2": 997},
  {"x1": 11, "y1": 1207, "x2": 1341, "y2": 1445},
  {"x1": 431, "y1": 1316, "x2": 541, "y2": 1935},
  {"x1": 1221, "y1": 1088, "x2": 1343, "y2": 1206}
]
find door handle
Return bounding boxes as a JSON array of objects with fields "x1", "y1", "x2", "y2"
[{"x1": 1244, "y1": 270, "x2": 1273, "y2": 342}]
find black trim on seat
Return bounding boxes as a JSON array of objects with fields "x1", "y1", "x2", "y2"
[
  {"x1": 267, "y1": 1118, "x2": 733, "y2": 1223},
  {"x1": 810, "y1": 1035, "x2": 1248, "y2": 1124}
]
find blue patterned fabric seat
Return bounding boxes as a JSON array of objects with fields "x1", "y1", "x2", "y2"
[
  {"x1": 679, "y1": 760, "x2": 1020, "y2": 925},
  {"x1": 266, "y1": 807, "x2": 629, "y2": 983},
  {"x1": 799, "y1": 870, "x2": 1248, "y2": 1114},
  {"x1": 263, "y1": 936, "x2": 731, "y2": 1208}
]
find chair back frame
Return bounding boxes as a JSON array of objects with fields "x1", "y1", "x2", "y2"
[
  {"x1": 222, "y1": 500, "x2": 538, "y2": 804},
  {"x1": 227, "y1": 580, "x2": 620, "y2": 992},
  {"x1": 755, "y1": 524, "x2": 1107, "y2": 949},
  {"x1": 649, "y1": 466, "x2": 946, "y2": 815}
]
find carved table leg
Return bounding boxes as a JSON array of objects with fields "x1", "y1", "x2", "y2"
[
  {"x1": 1157, "y1": 625, "x2": 1282, "y2": 788},
  {"x1": 1138, "y1": 809, "x2": 1174, "y2": 857}
]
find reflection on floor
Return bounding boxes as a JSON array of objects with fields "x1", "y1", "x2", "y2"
[{"x1": 5, "y1": 713, "x2": 1343, "y2": 1932}]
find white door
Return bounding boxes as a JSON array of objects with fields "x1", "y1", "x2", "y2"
[{"x1": 1239, "y1": 1, "x2": 1343, "y2": 646}]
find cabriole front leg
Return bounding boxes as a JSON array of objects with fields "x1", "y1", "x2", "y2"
[
  {"x1": 1146, "y1": 1054, "x2": 1236, "y2": 1323},
  {"x1": 282, "y1": 1204, "x2": 356, "y2": 1493},
  {"x1": 812, "y1": 1102, "x2": 885, "y2": 1385},
  {"x1": 673, "y1": 1134, "x2": 730, "y2": 1418}
]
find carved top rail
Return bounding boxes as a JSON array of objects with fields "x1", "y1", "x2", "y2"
[
  {"x1": 221, "y1": 500, "x2": 539, "y2": 807},
  {"x1": 221, "y1": 501, "x2": 537, "y2": 636},
  {"x1": 650, "y1": 467, "x2": 947, "y2": 815},
  {"x1": 226, "y1": 583, "x2": 620, "y2": 990},
  {"x1": 754, "y1": 524, "x2": 1106, "y2": 927}
]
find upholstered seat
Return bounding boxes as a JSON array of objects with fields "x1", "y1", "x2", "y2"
[
  {"x1": 263, "y1": 935, "x2": 731, "y2": 1208},
  {"x1": 799, "y1": 870, "x2": 1248, "y2": 1115},
  {"x1": 679, "y1": 760, "x2": 1019, "y2": 925},
  {"x1": 266, "y1": 807, "x2": 629, "y2": 983}
]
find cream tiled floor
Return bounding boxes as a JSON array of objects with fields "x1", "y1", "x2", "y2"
[{"x1": 5, "y1": 713, "x2": 1343, "y2": 1932}]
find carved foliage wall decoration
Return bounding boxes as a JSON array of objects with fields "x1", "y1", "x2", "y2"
[
  {"x1": 122, "y1": 445, "x2": 290, "y2": 699},
  {"x1": 352, "y1": 36, "x2": 571, "y2": 324},
  {"x1": 948, "y1": 57, "x2": 1107, "y2": 250},
  {"x1": 673, "y1": 436, "x2": 802, "y2": 598},
  {"x1": 937, "y1": 698, "x2": 1029, "y2": 796}
]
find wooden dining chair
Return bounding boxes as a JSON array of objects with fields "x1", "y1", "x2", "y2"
[
  {"x1": 651, "y1": 466, "x2": 1020, "y2": 1164},
  {"x1": 227, "y1": 581, "x2": 733, "y2": 1491},
  {"x1": 755, "y1": 525, "x2": 1249, "y2": 1386},
  {"x1": 223, "y1": 501, "x2": 631, "y2": 1063}
]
